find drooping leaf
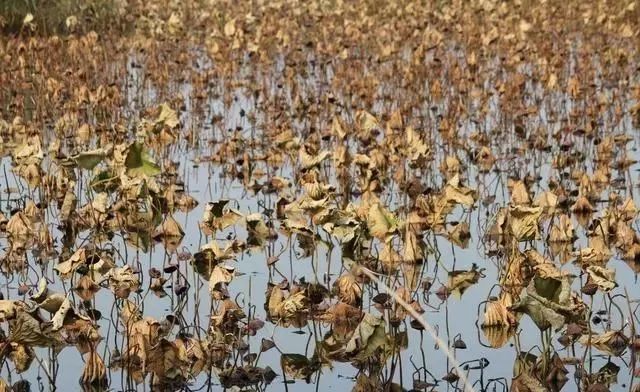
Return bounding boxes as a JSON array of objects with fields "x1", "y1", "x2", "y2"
[
  {"x1": 8, "y1": 343, "x2": 34, "y2": 373},
  {"x1": 442, "y1": 174, "x2": 476, "y2": 207},
  {"x1": 343, "y1": 313, "x2": 388, "y2": 361},
  {"x1": 586, "y1": 265, "x2": 617, "y2": 292},
  {"x1": 367, "y1": 203, "x2": 398, "y2": 240},
  {"x1": 153, "y1": 215, "x2": 185, "y2": 238},
  {"x1": 73, "y1": 148, "x2": 107, "y2": 170},
  {"x1": 579, "y1": 330, "x2": 629, "y2": 356},
  {"x1": 510, "y1": 276, "x2": 586, "y2": 331},
  {"x1": 280, "y1": 353, "x2": 319, "y2": 380},
  {"x1": 156, "y1": 103, "x2": 180, "y2": 129},
  {"x1": 334, "y1": 272, "x2": 362, "y2": 305},
  {"x1": 508, "y1": 205, "x2": 543, "y2": 241},
  {"x1": 446, "y1": 264, "x2": 483, "y2": 298},
  {"x1": 125, "y1": 142, "x2": 161, "y2": 177}
]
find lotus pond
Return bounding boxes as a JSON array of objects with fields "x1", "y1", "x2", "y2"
[{"x1": 0, "y1": 1, "x2": 640, "y2": 391}]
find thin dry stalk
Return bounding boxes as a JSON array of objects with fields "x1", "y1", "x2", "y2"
[{"x1": 350, "y1": 263, "x2": 476, "y2": 392}]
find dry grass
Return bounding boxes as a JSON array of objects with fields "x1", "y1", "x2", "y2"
[{"x1": 0, "y1": 0, "x2": 130, "y2": 34}]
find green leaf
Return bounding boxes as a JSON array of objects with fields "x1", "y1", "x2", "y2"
[
  {"x1": 90, "y1": 170, "x2": 119, "y2": 192},
  {"x1": 127, "y1": 231, "x2": 151, "y2": 253},
  {"x1": 280, "y1": 354, "x2": 319, "y2": 380},
  {"x1": 510, "y1": 276, "x2": 585, "y2": 331},
  {"x1": 345, "y1": 313, "x2": 389, "y2": 361},
  {"x1": 125, "y1": 142, "x2": 161, "y2": 177},
  {"x1": 73, "y1": 149, "x2": 106, "y2": 170}
]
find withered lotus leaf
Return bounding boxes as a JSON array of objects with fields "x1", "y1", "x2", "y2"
[
  {"x1": 579, "y1": 330, "x2": 629, "y2": 356},
  {"x1": 218, "y1": 365, "x2": 276, "y2": 388},
  {"x1": 509, "y1": 180, "x2": 531, "y2": 205},
  {"x1": 366, "y1": 203, "x2": 399, "y2": 240},
  {"x1": 510, "y1": 276, "x2": 586, "y2": 331},
  {"x1": 355, "y1": 110, "x2": 379, "y2": 135},
  {"x1": 7, "y1": 343, "x2": 34, "y2": 373},
  {"x1": 102, "y1": 265, "x2": 140, "y2": 297},
  {"x1": 446, "y1": 264, "x2": 483, "y2": 299},
  {"x1": 402, "y1": 226, "x2": 426, "y2": 263},
  {"x1": 507, "y1": 205, "x2": 543, "y2": 241},
  {"x1": 549, "y1": 214, "x2": 575, "y2": 243},
  {"x1": 152, "y1": 215, "x2": 185, "y2": 239},
  {"x1": 209, "y1": 264, "x2": 235, "y2": 298},
  {"x1": 0, "y1": 301, "x2": 20, "y2": 321},
  {"x1": 269, "y1": 289, "x2": 307, "y2": 319},
  {"x1": 333, "y1": 272, "x2": 362, "y2": 306},
  {"x1": 342, "y1": 313, "x2": 389, "y2": 361},
  {"x1": 9, "y1": 311, "x2": 53, "y2": 347},
  {"x1": 280, "y1": 353, "x2": 319, "y2": 380},
  {"x1": 442, "y1": 175, "x2": 476, "y2": 208},
  {"x1": 585, "y1": 265, "x2": 617, "y2": 292},
  {"x1": 55, "y1": 247, "x2": 87, "y2": 278},
  {"x1": 146, "y1": 338, "x2": 190, "y2": 380}
]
